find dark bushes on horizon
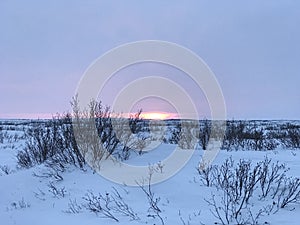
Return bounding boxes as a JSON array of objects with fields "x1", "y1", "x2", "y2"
[
  {"x1": 222, "y1": 120, "x2": 300, "y2": 151},
  {"x1": 221, "y1": 120, "x2": 279, "y2": 151},
  {"x1": 16, "y1": 99, "x2": 300, "y2": 169},
  {"x1": 165, "y1": 119, "x2": 300, "y2": 151}
]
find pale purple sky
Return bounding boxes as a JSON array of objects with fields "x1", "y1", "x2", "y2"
[{"x1": 0, "y1": 0, "x2": 299, "y2": 119}]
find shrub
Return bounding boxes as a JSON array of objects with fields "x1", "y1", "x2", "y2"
[
  {"x1": 178, "y1": 120, "x2": 198, "y2": 150},
  {"x1": 0, "y1": 126, "x2": 3, "y2": 143},
  {"x1": 136, "y1": 166, "x2": 164, "y2": 225},
  {"x1": 82, "y1": 188, "x2": 139, "y2": 222},
  {"x1": 200, "y1": 157, "x2": 300, "y2": 224},
  {"x1": 198, "y1": 119, "x2": 211, "y2": 150},
  {"x1": 71, "y1": 97, "x2": 145, "y2": 165},
  {"x1": 281, "y1": 123, "x2": 300, "y2": 149},
  {"x1": 17, "y1": 114, "x2": 85, "y2": 169},
  {"x1": 17, "y1": 97, "x2": 146, "y2": 170},
  {"x1": 166, "y1": 122, "x2": 181, "y2": 144},
  {"x1": 222, "y1": 120, "x2": 280, "y2": 151}
]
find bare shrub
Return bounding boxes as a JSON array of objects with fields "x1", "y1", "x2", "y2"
[
  {"x1": 205, "y1": 193, "x2": 231, "y2": 225},
  {"x1": 156, "y1": 161, "x2": 165, "y2": 174},
  {"x1": 178, "y1": 210, "x2": 203, "y2": 225},
  {"x1": 83, "y1": 191, "x2": 119, "y2": 222},
  {"x1": 72, "y1": 97, "x2": 145, "y2": 165},
  {"x1": 136, "y1": 166, "x2": 165, "y2": 225},
  {"x1": 65, "y1": 198, "x2": 82, "y2": 214},
  {"x1": 0, "y1": 126, "x2": 3, "y2": 143},
  {"x1": 112, "y1": 117, "x2": 137, "y2": 161},
  {"x1": 198, "y1": 119, "x2": 211, "y2": 150},
  {"x1": 18, "y1": 124, "x2": 58, "y2": 166},
  {"x1": 197, "y1": 163, "x2": 216, "y2": 187},
  {"x1": 110, "y1": 187, "x2": 140, "y2": 221},
  {"x1": 206, "y1": 191, "x2": 273, "y2": 225},
  {"x1": 9, "y1": 198, "x2": 31, "y2": 210},
  {"x1": 17, "y1": 147, "x2": 34, "y2": 168},
  {"x1": 248, "y1": 128, "x2": 265, "y2": 151},
  {"x1": 129, "y1": 109, "x2": 143, "y2": 134},
  {"x1": 33, "y1": 166, "x2": 63, "y2": 182},
  {"x1": 134, "y1": 133, "x2": 149, "y2": 155},
  {"x1": 203, "y1": 157, "x2": 300, "y2": 224},
  {"x1": 222, "y1": 120, "x2": 247, "y2": 150},
  {"x1": 0, "y1": 165, "x2": 13, "y2": 175},
  {"x1": 17, "y1": 96, "x2": 146, "y2": 172},
  {"x1": 222, "y1": 120, "x2": 279, "y2": 151},
  {"x1": 53, "y1": 114, "x2": 85, "y2": 168},
  {"x1": 167, "y1": 122, "x2": 181, "y2": 144},
  {"x1": 276, "y1": 177, "x2": 300, "y2": 209},
  {"x1": 280, "y1": 123, "x2": 300, "y2": 149},
  {"x1": 259, "y1": 157, "x2": 287, "y2": 198},
  {"x1": 48, "y1": 182, "x2": 67, "y2": 198},
  {"x1": 17, "y1": 114, "x2": 85, "y2": 169},
  {"x1": 178, "y1": 120, "x2": 198, "y2": 150},
  {"x1": 208, "y1": 159, "x2": 263, "y2": 224},
  {"x1": 214, "y1": 157, "x2": 234, "y2": 190},
  {"x1": 81, "y1": 188, "x2": 139, "y2": 222},
  {"x1": 71, "y1": 98, "x2": 111, "y2": 169}
]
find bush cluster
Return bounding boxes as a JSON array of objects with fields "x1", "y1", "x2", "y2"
[
  {"x1": 166, "y1": 120, "x2": 300, "y2": 151},
  {"x1": 17, "y1": 98, "x2": 145, "y2": 169},
  {"x1": 198, "y1": 157, "x2": 300, "y2": 224},
  {"x1": 17, "y1": 115, "x2": 84, "y2": 168}
]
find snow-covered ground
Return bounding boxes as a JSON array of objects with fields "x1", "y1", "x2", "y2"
[{"x1": 0, "y1": 120, "x2": 300, "y2": 225}]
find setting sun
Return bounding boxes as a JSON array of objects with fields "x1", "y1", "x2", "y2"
[{"x1": 141, "y1": 112, "x2": 174, "y2": 120}]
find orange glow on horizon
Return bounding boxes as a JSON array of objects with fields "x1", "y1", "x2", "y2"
[
  {"x1": 141, "y1": 111, "x2": 177, "y2": 120},
  {"x1": 0, "y1": 112, "x2": 180, "y2": 120}
]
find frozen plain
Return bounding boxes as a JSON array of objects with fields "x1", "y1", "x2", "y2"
[{"x1": 0, "y1": 119, "x2": 300, "y2": 225}]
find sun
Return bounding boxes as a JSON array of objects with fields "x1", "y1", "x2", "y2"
[{"x1": 141, "y1": 112, "x2": 171, "y2": 120}]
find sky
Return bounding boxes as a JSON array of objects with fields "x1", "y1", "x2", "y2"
[{"x1": 0, "y1": 0, "x2": 299, "y2": 120}]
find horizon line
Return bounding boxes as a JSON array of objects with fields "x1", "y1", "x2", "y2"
[{"x1": 1, "y1": 113, "x2": 300, "y2": 121}]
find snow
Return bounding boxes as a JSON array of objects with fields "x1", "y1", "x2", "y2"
[{"x1": 0, "y1": 120, "x2": 300, "y2": 225}]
